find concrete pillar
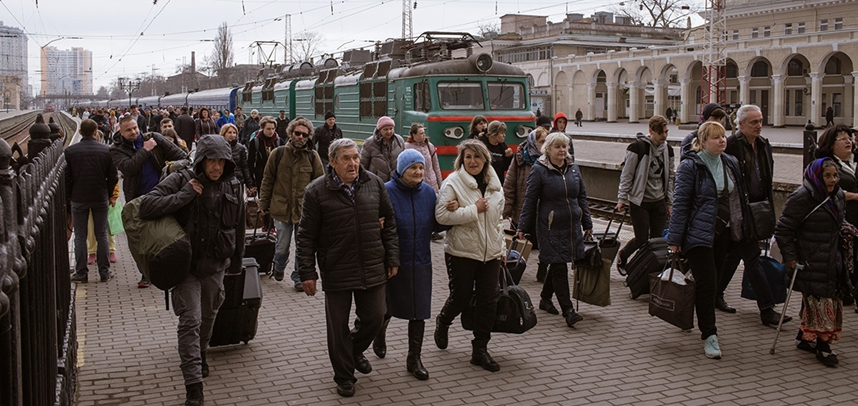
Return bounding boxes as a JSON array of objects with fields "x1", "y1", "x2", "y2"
[
  {"x1": 810, "y1": 72, "x2": 822, "y2": 127},
  {"x1": 772, "y1": 74, "x2": 785, "y2": 127},
  {"x1": 607, "y1": 82, "x2": 618, "y2": 123},
  {"x1": 629, "y1": 82, "x2": 641, "y2": 123},
  {"x1": 653, "y1": 79, "x2": 666, "y2": 120},
  {"x1": 587, "y1": 83, "x2": 596, "y2": 121},
  {"x1": 680, "y1": 78, "x2": 692, "y2": 123},
  {"x1": 738, "y1": 76, "x2": 750, "y2": 107},
  {"x1": 852, "y1": 72, "x2": 858, "y2": 127}
]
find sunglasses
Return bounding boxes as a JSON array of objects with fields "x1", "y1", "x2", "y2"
[{"x1": 293, "y1": 131, "x2": 310, "y2": 138}]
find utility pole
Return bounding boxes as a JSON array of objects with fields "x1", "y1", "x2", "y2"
[
  {"x1": 284, "y1": 14, "x2": 292, "y2": 64},
  {"x1": 701, "y1": 0, "x2": 727, "y2": 109},
  {"x1": 151, "y1": 64, "x2": 159, "y2": 96},
  {"x1": 402, "y1": 0, "x2": 413, "y2": 40}
]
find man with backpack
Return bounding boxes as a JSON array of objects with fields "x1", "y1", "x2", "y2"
[
  {"x1": 259, "y1": 117, "x2": 325, "y2": 291},
  {"x1": 615, "y1": 115, "x2": 675, "y2": 273},
  {"x1": 137, "y1": 134, "x2": 245, "y2": 406},
  {"x1": 248, "y1": 116, "x2": 285, "y2": 229}
]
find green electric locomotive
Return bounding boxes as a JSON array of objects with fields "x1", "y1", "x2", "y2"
[{"x1": 237, "y1": 32, "x2": 535, "y2": 176}]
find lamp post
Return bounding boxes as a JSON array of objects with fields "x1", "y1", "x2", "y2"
[{"x1": 118, "y1": 77, "x2": 142, "y2": 108}]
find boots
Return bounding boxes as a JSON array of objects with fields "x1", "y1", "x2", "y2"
[
  {"x1": 406, "y1": 320, "x2": 429, "y2": 380},
  {"x1": 200, "y1": 350, "x2": 209, "y2": 378},
  {"x1": 434, "y1": 313, "x2": 450, "y2": 350},
  {"x1": 373, "y1": 314, "x2": 391, "y2": 358},
  {"x1": 185, "y1": 382, "x2": 204, "y2": 406},
  {"x1": 470, "y1": 339, "x2": 500, "y2": 372}
]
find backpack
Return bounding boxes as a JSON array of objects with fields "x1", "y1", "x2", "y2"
[{"x1": 621, "y1": 138, "x2": 674, "y2": 178}]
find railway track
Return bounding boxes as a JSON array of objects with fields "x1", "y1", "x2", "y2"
[{"x1": 1, "y1": 111, "x2": 78, "y2": 157}]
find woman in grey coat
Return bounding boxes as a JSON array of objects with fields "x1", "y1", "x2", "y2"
[{"x1": 361, "y1": 116, "x2": 405, "y2": 182}]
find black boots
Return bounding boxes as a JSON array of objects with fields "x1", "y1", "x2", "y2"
[
  {"x1": 406, "y1": 320, "x2": 429, "y2": 380},
  {"x1": 470, "y1": 339, "x2": 500, "y2": 372},
  {"x1": 185, "y1": 382, "x2": 204, "y2": 406},
  {"x1": 434, "y1": 314, "x2": 450, "y2": 350},
  {"x1": 373, "y1": 314, "x2": 391, "y2": 358},
  {"x1": 715, "y1": 295, "x2": 736, "y2": 313},
  {"x1": 200, "y1": 351, "x2": 209, "y2": 378}
]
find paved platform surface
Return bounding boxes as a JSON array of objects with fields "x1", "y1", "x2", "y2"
[{"x1": 73, "y1": 217, "x2": 858, "y2": 406}]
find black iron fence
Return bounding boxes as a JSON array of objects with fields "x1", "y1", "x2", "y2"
[{"x1": 0, "y1": 113, "x2": 77, "y2": 406}]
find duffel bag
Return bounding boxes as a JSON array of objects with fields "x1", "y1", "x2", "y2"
[
  {"x1": 462, "y1": 265, "x2": 537, "y2": 334},
  {"x1": 122, "y1": 196, "x2": 191, "y2": 290}
]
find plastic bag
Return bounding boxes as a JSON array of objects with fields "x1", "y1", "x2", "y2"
[{"x1": 108, "y1": 202, "x2": 124, "y2": 235}]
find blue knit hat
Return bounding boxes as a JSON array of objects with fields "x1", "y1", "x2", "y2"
[{"x1": 396, "y1": 149, "x2": 425, "y2": 176}]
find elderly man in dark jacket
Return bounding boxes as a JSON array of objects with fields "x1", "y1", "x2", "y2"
[
  {"x1": 296, "y1": 138, "x2": 400, "y2": 398},
  {"x1": 111, "y1": 115, "x2": 187, "y2": 288},
  {"x1": 67, "y1": 119, "x2": 119, "y2": 283},
  {"x1": 138, "y1": 134, "x2": 245, "y2": 406}
]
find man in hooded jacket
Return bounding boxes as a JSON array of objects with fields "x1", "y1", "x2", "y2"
[
  {"x1": 138, "y1": 134, "x2": 246, "y2": 406},
  {"x1": 552, "y1": 112, "x2": 575, "y2": 160}
]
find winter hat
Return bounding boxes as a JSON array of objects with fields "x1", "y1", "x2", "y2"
[
  {"x1": 251, "y1": 109, "x2": 259, "y2": 115},
  {"x1": 377, "y1": 116, "x2": 395, "y2": 130},
  {"x1": 702, "y1": 103, "x2": 724, "y2": 122},
  {"x1": 325, "y1": 111, "x2": 336, "y2": 120},
  {"x1": 396, "y1": 149, "x2": 425, "y2": 176},
  {"x1": 536, "y1": 115, "x2": 552, "y2": 128}
]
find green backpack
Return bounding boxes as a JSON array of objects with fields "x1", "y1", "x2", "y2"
[{"x1": 122, "y1": 195, "x2": 192, "y2": 291}]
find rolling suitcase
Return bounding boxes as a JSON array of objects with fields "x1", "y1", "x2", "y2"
[
  {"x1": 244, "y1": 212, "x2": 275, "y2": 274},
  {"x1": 504, "y1": 235, "x2": 531, "y2": 285},
  {"x1": 593, "y1": 211, "x2": 626, "y2": 268},
  {"x1": 623, "y1": 237, "x2": 670, "y2": 299},
  {"x1": 209, "y1": 258, "x2": 263, "y2": 347}
]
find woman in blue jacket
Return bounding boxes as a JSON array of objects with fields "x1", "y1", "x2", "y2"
[
  {"x1": 377, "y1": 149, "x2": 436, "y2": 380},
  {"x1": 667, "y1": 121, "x2": 747, "y2": 360}
]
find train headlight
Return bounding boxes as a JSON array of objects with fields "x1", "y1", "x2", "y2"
[
  {"x1": 515, "y1": 125, "x2": 532, "y2": 138},
  {"x1": 444, "y1": 126, "x2": 465, "y2": 139}
]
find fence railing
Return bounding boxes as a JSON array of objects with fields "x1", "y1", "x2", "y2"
[{"x1": 0, "y1": 114, "x2": 77, "y2": 406}]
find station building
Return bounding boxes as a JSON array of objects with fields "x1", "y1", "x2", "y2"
[{"x1": 492, "y1": 0, "x2": 858, "y2": 127}]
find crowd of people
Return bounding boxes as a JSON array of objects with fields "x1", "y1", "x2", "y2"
[{"x1": 63, "y1": 103, "x2": 858, "y2": 404}]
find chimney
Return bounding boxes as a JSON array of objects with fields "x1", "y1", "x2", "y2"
[{"x1": 191, "y1": 51, "x2": 196, "y2": 73}]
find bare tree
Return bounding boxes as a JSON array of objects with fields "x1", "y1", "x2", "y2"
[
  {"x1": 477, "y1": 21, "x2": 500, "y2": 39},
  {"x1": 96, "y1": 86, "x2": 109, "y2": 98},
  {"x1": 293, "y1": 31, "x2": 323, "y2": 63},
  {"x1": 208, "y1": 22, "x2": 234, "y2": 86},
  {"x1": 612, "y1": 0, "x2": 700, "y2": 28}
]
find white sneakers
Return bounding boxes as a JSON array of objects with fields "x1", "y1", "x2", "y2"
[{"x1": 704, "y1": 335, "x2": 722, "y2": 359}]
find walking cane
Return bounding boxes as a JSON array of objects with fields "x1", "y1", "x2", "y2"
[{"x1": 769, "y1": 263, "x2": 805, "y2": 354}]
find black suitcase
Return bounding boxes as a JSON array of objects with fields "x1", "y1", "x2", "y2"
[
  {"x1": 245, "y1": 226, "x2": 275, "y2": 274},
  {"x1": 592, "y1": 211, "x2": 626, "y2": 267},
  {"x1": 210, "y1": 258, "x2": 263, "y2": 347},
  {"x1": 623, "y1": 237, "x2": 670, "y2": 299}
]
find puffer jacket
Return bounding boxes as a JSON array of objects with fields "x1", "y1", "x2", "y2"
[
  {"x1": 775, "y1": 181, "x2": 846, "y2": 298},
  {"x1": 229, "y1": 139, "x2": 253, "y2": 189},
  {"x1": 385, "y1": 171, "x2": 437, "y2": 320},
  {"x1": 617, "y1": 134, "x2": 675, "y2": 206},
  {"x1": 110, "y1": 132, "x2": 188, "y2": 201},
  {"x1": 296, "y1": 167, "x2": 400, "y2": 292},
  {"x1": 503, "y1": 141, "x2": 536, "y2": 224},
  {"x1": 667, "y1": 150, "x2": 748, "y2": 252},
  {"x1": 517, "y1": 155, "x2": 593, "y2": 263},
  {"x1": 435, "y1": 166, "x2": 505, "y2": 262},
  {"x1": 138, "y1": 134, "x2": 245, "y2": 277},
  {"x1": 360, "y1": 129, "x2": 405, "y2": 182},
  {"x1": 404, "y1": 140, "x2": 442, "y2": 191},
  {"x1": 258, "y1": 141, "x2": 324, "y2": 224}
]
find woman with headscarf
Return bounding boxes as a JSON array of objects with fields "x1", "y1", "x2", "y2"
[{"x1": 775, "y1": 158, "x2": 850, "y2": 367}]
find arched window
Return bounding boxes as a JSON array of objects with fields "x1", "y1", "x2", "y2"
[
  {"x1": 751, "y1": 61, "x2": 769, "y2": 77},
  {"x1": 726, "y1": 62, "x2": 738, "y2": 78},
  {"x1": 787, "y1": 58, "x2": 803, "y2": 76},
  {"x1": 825, "y1": 57, "x2": 842, "y2": 75},
  {"x1": 597, "y1": 71, "x2": 606, "y2": 83}
]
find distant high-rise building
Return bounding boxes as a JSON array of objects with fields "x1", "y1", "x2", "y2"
[
  {"x1": 0, "y1": 21, "x2": 28, "y2": 96},
  {"x1": 41, "y1": 46, "x2": 92, "y2": 96}
]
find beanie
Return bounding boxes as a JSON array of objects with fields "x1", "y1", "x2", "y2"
[
  {"x1": 536, "y1": 115, "x2": 552, "y2": 128},
  {"x1": 377, "y1": 116, "x2": 395, "y2": 130},
  {"x1": 396, "y1": 149, "x2": 425, "y2": 176},
  {"x1": 702, "y1": 103, "x2": 723, "y2": 122},
  {"x1": 325, "y1": 111, "x2": 336, "y2": 120}
]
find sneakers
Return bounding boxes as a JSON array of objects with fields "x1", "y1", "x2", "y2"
[
  {"x1": 70, "y1": 273, "x2": 88, "y2": 283},
  {"x1": 87, "y1": 253, "x2": 96, "y2": 264},
  {"x1": 761, "y1": 308, "x2": 792, "y2": 327},
  {"x1": 138, "y1": 276, "x2": 151, "y2": 288},
  {"x1": 109, "y1": 252, "x2": 117, "y2": 263},
  {"x1": 185, "y1": 382, "x2": 204, "y2": 406},
  {"x1": 99, "y1": 272, "x2": 115, "y2": 282},
  {"x1": 538, "y1": 299, "x2": 559, "y2": 315},
  {"x1": 703, "y1": 335, "x2": 722, "y2": 359},
  {"x1": 293, "y1": 282, "x2": 304, "y2": 292},
  {"x1": 272, "y1": 270, "x2": 284, "y2": 282}
]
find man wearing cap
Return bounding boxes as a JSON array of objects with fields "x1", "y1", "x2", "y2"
[
  {"x1": 241, "y1": 109, "x2": 261, "y2": 144},
  {"x1": 314, "y1": 111, "x2": 343, "y2": 168},
  {"x1": 276, "y1": 110, "x2": 290, "y2": 139},
  {"x1": 361, "y1": 116, "x2": 405, "y2": 182}
]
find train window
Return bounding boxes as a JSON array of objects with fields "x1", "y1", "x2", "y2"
[
  {"x1": 414, "y1": 81, "x2": 430, "y2": 112},
  {"x1": 488, "y1": 82, "x2": 525, "y2": 110},
  {"x1": 437, "y1": 82, "x2": 484, "y2": 110}
]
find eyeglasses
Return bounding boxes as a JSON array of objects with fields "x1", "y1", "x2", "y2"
[
  {"x1": 836, "y1": 137, "x2": 853, "y2": 143},
  {"x1": 293, "y1": 131, "x2": 310, "y2": 138}
]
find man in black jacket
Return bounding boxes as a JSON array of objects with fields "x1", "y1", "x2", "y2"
[
  {"x1": 276, "y1": 109, "x2": 290, "y2": 138},
  {"x1": 722, "y1": 104, "x2": 792, "y2": 326},
  {"x1": 175, "y1": 107, "x2": 197, "y2": 148},
  {"x1": 67, "y1": 119, "x2": 119, "y2": 283},
  {"x1": 111, "y1": 115, "x2": 187, "y2": 288},
  {"x1": 138, "y1": 134, "x2": 245, "y2": 406},
  {"x1": 313, "y1": 111, "x2": 342, "y2": 167},
  {"x1": 296, "y1": 138, "x2": 399, "y2": 398}
]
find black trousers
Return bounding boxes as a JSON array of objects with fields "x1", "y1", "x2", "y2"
[
  {"x1": 438, "y1": 254, "x2": 500, "y2": 343},
  {"x1": 324, "y1": 284, "x2": 386, "y2": 385},
  {"x1": 686, "y1": 229, "x2": 732, "y2": 340},
  {"x1": 541, "y1": 263, "x2": 573, "y2": 314},
  {"x1": 619, "y1": 200, "x2": 668, "y2": 263},
  {"x1": 720, "y1": 240, "x2": 775, "y2": 311}
]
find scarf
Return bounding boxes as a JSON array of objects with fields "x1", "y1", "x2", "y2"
[
  {"x1": 525, "y1": 131, "x2": 541, "y2": 160},
  {"x1": 804, "y1": 157, "x2": 838, "y2": 214}
]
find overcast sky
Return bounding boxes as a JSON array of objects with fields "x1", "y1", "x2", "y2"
[{"x1": 2, "y1": 0, "x2": 646, "y2": 92}]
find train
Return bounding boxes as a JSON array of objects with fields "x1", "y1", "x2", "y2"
[{"x1": 81, "y1": 32, "x2": 535, "y2": 174}]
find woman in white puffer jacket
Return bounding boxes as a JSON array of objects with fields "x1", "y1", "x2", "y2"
[{"x1": 433, "y1": 139, "x2": 506, "y2": 373}]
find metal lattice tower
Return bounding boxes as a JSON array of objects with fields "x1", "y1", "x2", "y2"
[
  {"x1": 700, "y1": 0, "x2": 727, "y2": 109},
  {"x1": 284, "y1": 14, "x2": 293, "y2": 64},
  {"x1": 402, "y1": 0, "x2": 413, "y2": 40}
]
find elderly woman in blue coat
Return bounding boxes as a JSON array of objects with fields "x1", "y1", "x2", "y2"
[
  {"x1": 517, "y1": 132, "x2": 592, "y2": 328},
  {"x1": 372, "y1": 149, "x2": 436, "y2": 380},
  {"x1": 667, "y1": 121, "x2": 747, "y2": 360}
]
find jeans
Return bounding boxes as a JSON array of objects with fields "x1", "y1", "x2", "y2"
[
  {"x1": 172, "y1": 271, "x2": 225, "y2": 385},
  {"x1": 72, "y1": 201, "x2": 110, "y2": 277},
  {"x1": 619, "y1": 200, "x2": 668, "y2": 264},
  {"x1": 720, "y1": 240, "x2": 775, "y2": 311},
  {"x1": 325, "y1": 284, "x2": 386, "y2": 385},
  {"x1": 541, "y1": 263, "x2": 573, "y2": 314},
  {"x1": 273, "y1": 219, "x2": 300, "y2": 284},
  {"x1": 438, "y1": 254, "x2": 501, "y2": 342},
  {"x1": 686, "y1": 229, "x2": 731, "y2": 340}
]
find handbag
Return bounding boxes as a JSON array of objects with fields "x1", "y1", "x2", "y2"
[
  {"x1": 575, "y1": 234, "x2": 602, "y2": 269},
  {"x1": 572, "y1": 258, "x2": 612, "y2": 307},
  {"x1": 107, "y1": 202, "x2": 125, "y2": 236},
  {"x1": 741, "y1": 243, "x2": 787, "y2": 304},
  {"x1": 748, "y1": 200, "x2": 776, "y2": 239},
  {"x1": 246, "y1": 197, "x2": 264, "y2": 229},
  {"x1": 461, "y1": 265, "x2": 537, "y2": 334},
  {"x1": 648, "y1": 253, "x2": 696, "y2": 330}
]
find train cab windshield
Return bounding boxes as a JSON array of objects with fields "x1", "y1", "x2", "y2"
[
  {"x1": 437, "y1": 81, "x2": 526, "y2": 110},
  {"x1": 488, "y1": 82, "x2": 525, "y2": 110}
]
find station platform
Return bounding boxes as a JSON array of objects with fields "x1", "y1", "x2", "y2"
[{"x1": 73, "y1": 218, "x2": 858, "y2": 405}]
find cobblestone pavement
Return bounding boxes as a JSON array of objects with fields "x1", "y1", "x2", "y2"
[{"x1": 74, "y1": 218, "x2": 858, "y2": 405}]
